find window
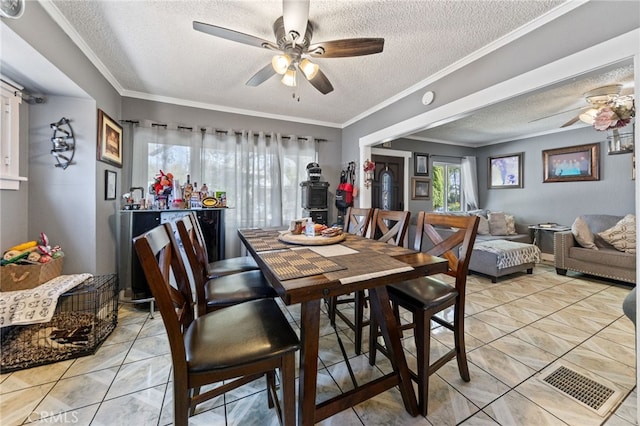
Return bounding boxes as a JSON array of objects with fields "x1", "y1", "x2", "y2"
[
  {"x1": 432, "y1": 162, "x2": 461, "y2": 212},
  {"x1": 1, "y1": 79, "x2": 25, "y2": 190},
  {"x1": 132, "y1": 127, "x2": 315, "y2": 256}
]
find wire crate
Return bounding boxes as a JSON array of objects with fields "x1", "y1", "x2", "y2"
[{"x1": 1, "y1": 274, "x2": 118, "y2": 373}]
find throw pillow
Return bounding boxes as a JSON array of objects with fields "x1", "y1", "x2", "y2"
[
  {"x1": 598, "y1": 214, "x2": 636, "y2": 254},
  {"x1": 571, "y1": 216, "x2": 597, "y2": 249},
  {"x1": 476, "y1": 215, "x2": 490, "y2": 235},
  {"x1": 505, "y1": 214, "x2": 516, "y2": 235},
  {"x1": 488, "y1": 212, "x2": 508, "y2": 236}
]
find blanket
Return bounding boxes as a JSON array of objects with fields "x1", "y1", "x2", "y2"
[
  {"x1": 0, "y1": 274, "x2": 92, "y2": 328},
  {"x1": 473, "y1": 240, "x2": 540, "y2": 270}
]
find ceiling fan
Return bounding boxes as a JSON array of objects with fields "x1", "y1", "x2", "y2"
[
  {"x1": 532, "y1": 84, "x2": 634, "y2": 128},
  {"x1": 193, "y1": 0, "x2": 384, "y2": 95},
  {"x1": 559, "y1": 84, "x2": 633, "y2": 128}
]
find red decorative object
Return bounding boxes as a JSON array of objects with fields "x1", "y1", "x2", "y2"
[{"x1": 151, "y1": 170, "x2": 174, "y2": 196}]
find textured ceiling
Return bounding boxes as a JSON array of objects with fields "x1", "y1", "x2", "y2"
[
  {"x1": 6, "y1": 1, "x2": 633, "y2": 146},
  {"x1": 410, "y1": 60, "x2": 636, "y2": 145},
  {"x1": 44, "y1": 0, "x2": 566, "y2": 128}
]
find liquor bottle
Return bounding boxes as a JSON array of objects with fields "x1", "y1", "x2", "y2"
[
  {"x1": 200, "y1": 183, "x2": 208, "y2": 198},
  {"x1": 192, "y1": 182, "x2": 200, "y2": 208},
  {"x1": 183, "y1": 174, "x2": 193, "y2": 206}
]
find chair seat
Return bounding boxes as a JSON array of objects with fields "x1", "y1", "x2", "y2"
[
  {"x1": 207, "y1": 256, "x2": 259, "y2": 278},
  {"x1": 204, "y1": 270, "x2": 276, "y2": 310},
  {"x1": 388, "y1": 276, "x2": 458, "y2": 311},
  {"x1": 185, "y1": 299, "x2": 300, "y2": 373}
]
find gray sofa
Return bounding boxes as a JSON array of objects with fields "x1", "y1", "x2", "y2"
[{"x1": 554, "y1": 214, "x2": 636, "y2": 284}]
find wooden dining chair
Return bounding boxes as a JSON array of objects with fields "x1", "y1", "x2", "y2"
[
  {"x1": 133, "y1": 224, "x2": 299, "y2": 426},
  {"x1": 327, "y1": 207, "x2": 374, "y2": 354},
  {"x1": 370, "y1": 208, "x2": 411, "y2": 246},
  {"x1": 176, "y1": 215, "x2": 276, "y2": 317},
  {"x1": 187, "y1": 212, "x2": 260, "y2": 278},
  {"x1": 342, "y1": 206, "x2": 374, "y2": 237},
  {"x1": 369, "y1": 212, "x2": 479, "y2": 416}
]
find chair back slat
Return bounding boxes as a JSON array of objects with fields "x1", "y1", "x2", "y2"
[
  {"x1": 343, "y1": 207, "x2": 373, "y2": 237},
  {"x1": 133, "y1": 224, "x2": 195, "y2": 363},
  {"x1": 414, "y1": 212, "x2": 479, "y2": 284},
  {"x1": 186, "y1": 212, "x2": 210, "y2": 268},
  {"x1": 176, "y1": 215, "x2": 209, "y2": 316},
  {"x1": 371, "y1": 209, "x2": 410, "y2": 246}
]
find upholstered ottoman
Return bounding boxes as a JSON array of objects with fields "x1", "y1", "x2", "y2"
[{"x1": 469, "y1": 240, "x2": 541, "y2": 282}]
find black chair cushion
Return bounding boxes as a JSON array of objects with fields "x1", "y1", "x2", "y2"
[
  {"x1": 204, "y1": 270, "x2": 276, "y2": 309},
  {"x1": 185, "y1": 298, "x2": 300, "y2": 372},
  {"x1": 388, "y1": 276, "x2": 458, "y2": 311},
  {"x1": 207, "y1": 256, "x2": 259, "y2": 277}
]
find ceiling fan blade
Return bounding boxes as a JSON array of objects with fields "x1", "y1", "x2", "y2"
[
  {"x1": 304, "y1": 68, "x2": 333, "y2": 95},
  {"x1": 308, "y1": 38, "x2": 384, "y2": 58},
  {"x1": 246, "y1": 63, "x2": 277, "y2": 87},
  {"x1": 528, "y1": 106, "x2": 587, "y2": 123},
  {"x1": 560, "y1": 116, "x2": 581, "y2": 128},
  {"x1": 193, "y1": 21, "x2": 277, "y2": 50},
  {"x1": 282, "y1": 0, "x2": 309, "y2": 43}
]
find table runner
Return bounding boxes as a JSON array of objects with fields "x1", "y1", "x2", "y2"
[
  {"x1": 341, "y1": 234, "x2": 416, "y2": 256},
  {"x1": 324, "y1": 253, "x2": 413, "y2": 284},
  {"x1": 244, "y1": 238, "x2": 290, "y2": 252},
  {"x1": 259, "y1": 249, "x2": 347, "y2": 281},
  {"x1": 238, "y1": 228, "x2": 282, "y2": 239}
]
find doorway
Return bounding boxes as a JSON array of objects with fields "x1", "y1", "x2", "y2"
[{"x1": 371, "y1": 154, "x2": 404, "y2": 211}]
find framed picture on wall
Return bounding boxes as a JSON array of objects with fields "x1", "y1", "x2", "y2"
[
  {"x1": 411, "y1": 177, "x2": 430, "y2": 200},
  {"x1": 414, "y1": 153, "x2": 429, "y2": 176},
  {"x1": 105, "y1": 170, "x2": 117, "y2": 200},
  {"x1": 97, "y1": 109, "x2": 123, "y2": 168},
  {"x1": 542, "y1": 143, "x2": 599, "y2": 183},
  {"x1": 488, "y1": 152, "x2": 523, "y2": 189}
]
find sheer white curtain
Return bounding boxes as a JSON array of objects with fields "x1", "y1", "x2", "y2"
[
  {"x1": 198, "y1": 129, "x2": 315, "y2": 256},
  {"x1": 131, "y1": 125, "x2": 200, "y2": 196},
  {"x1": 132, "y1": 125, "x2": 316, "y2": 257},
  {"x1": 461, "y1": 156, "x2": 479, "y2": 210}
]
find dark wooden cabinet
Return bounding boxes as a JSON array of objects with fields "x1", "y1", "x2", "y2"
[{"x1": 119, "y1": 209, "x2": 225, "y2": 300}]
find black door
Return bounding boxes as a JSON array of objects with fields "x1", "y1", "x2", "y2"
[{"x1": 371, "y1": 154, "x2": 404, "y2": 211}]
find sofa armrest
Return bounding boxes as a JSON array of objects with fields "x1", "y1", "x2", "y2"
[{"x1": 554, "y1": 231, "x2": 576, "y2": 270}]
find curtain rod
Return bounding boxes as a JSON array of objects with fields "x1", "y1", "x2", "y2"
[
  {"x1": 432, "y1": 154, "x2": 463, "y2": 159},
  {"x1": 202, "y1": 128, "x2": 326, "y2": 142},
  {"x1": 120, "y1": 119, "x2": 326, "y2": 142}
]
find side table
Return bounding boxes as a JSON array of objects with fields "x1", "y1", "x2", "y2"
[{"x1": 528, "y1": 224, "x2": 570, "y2": 261}]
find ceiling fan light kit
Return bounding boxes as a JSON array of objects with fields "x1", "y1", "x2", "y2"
[
  {"x1": 299, "y1": 58, "x2": 319, "y2": 80},
  {"x1": 281, "y1": 67, "x2": 297, "y2": 87},
  {"x1": 192, "y1": 0, "x2": 384, "y2": 97},
  {"x1": 272, "y1": 54, "x2": 292, "y2": 74}
]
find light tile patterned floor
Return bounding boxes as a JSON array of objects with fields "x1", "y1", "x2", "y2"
[{"x1": 0, "y1": 263, "x2": 636, "y2": 425}]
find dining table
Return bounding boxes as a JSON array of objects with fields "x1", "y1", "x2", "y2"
[{"x1": 237, "y1": 228, "x2": 448, "y2": 425}]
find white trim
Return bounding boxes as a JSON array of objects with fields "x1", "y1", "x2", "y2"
[
  {"x1": 121, "y1": 90, "x2": 341, "y2": 129},
  {"x1": 41, "y1": 0, "x2": 584, "y2": 130},
  {"x1": 359, "y1": 28, "x2": 639, "y2": 210},
  {"x1": 39, "y1": 0, "x2": 124, "y2": 94},
  {"x1": 342, "y1": 0, "x2": 586, "y2": 128},
  {"x1": 41, "y1": 0, "x2": 342, "y2": 130},
  {"x1": 360, "y1": 28, "x2": 640, "y2": 149},
  {"x1": 404, "y1": 124, "x2": 590, "y2": 147}
]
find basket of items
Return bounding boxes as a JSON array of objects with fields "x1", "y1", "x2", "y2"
[{"x1": 1, "y1": 233, "x2": 64, "y2": 292}]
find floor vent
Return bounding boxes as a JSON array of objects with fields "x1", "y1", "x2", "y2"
[{"x1": 539, "y1": 364, "x2": 624, "y2": 417}]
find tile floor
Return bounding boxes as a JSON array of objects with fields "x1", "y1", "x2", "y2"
[{"x1": 0, "y1": 262, "x2": 636, "y2": 425}]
